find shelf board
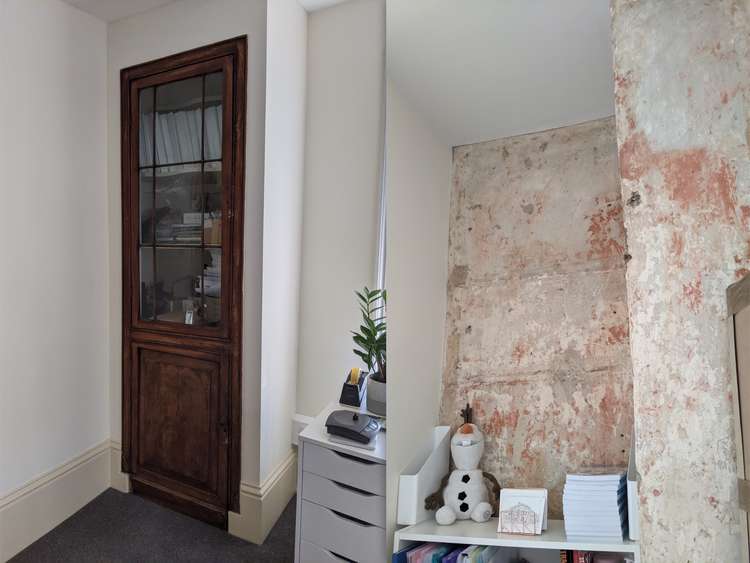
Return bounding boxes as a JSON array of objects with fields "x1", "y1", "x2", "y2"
[{"x1": 394, "y1": 519, "x2": 638, "y2": 554}]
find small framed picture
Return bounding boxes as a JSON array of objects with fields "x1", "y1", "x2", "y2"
[{"x1": 185, "y1": 310, "x2": 194, "y2": 325}]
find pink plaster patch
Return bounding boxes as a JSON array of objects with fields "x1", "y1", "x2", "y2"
[
  {"x1": 740, "y1": 205, "x2": 750, "y2": 229},
  {"x1": 682, "y1": 276, "x2": 703, "y2": 312},
  {"x1": 607, "y1": 324, "x2": 628, "y2": 345},
  {"x1": 670, "y1": 231, "x2": 685, "y2": 267},
  {"x1": 660, "y1": 148, "x2": 708, "y2": 210},
  {"x1": 618, "y1": 130, "x2": 738, "y2": 223},
  {"x1": 511, "y1": 341, "x2": 528, "y2": 365},
  {"x1": 587, "y1": 204, "x2": 625, "y2": 260},
  {"x1": 484, "y1": 408, "x2": 520, "y2": 439},
  {"x1": 599, "y1": 386, "x2": 620, "y2": 427},
  {"x1": 618, "y1": 132, "x2": 651, "y2": 181}
]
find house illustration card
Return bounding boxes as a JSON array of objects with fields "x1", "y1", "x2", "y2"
[{"x1": 498, "y1": 488, "x2": 548, "y2": 535}]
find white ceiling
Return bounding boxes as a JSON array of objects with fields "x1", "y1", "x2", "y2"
[
  {"x1": 387, "y1": 0, "x2": 615, "y2": 147},
  {"x1": 64, "y1": 0, "x2": 349, "y2": 21},
  {"x1": 298, "y1": 0, "x2": 350, "y2": 11},
  {"x1": 63, "y1": 0, "x2": 179, "y2": 22}
]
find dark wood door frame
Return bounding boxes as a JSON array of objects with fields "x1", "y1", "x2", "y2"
[{"x1": 121, "y1": 36, "x2": 246, "y2": 522}]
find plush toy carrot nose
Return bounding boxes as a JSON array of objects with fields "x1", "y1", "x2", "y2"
[{"x1": 459, "y1": 423, "x2": 474, "y2": 434}]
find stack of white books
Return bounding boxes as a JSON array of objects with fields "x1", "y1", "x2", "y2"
[{"x1": 563, "y1": 469, "x2": 628, "y2": 540}]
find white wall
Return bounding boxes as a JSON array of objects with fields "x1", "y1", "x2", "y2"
[
  {"x1": 107, "y1": 0, "x2": 267, "y2": 486},
  {"x1": 387, "y1": 0, "x2": 614, "y2": 146},
  {"x1": 260, "y1": 0, "x2": 307, "y2": 482},
  {"x1": 385, "y1": 81, "x2": 452, "y2": 546},
  {"x1": 0, "y1": 0, "x2": 108, "y2": 495},
  {"x1": 296, "y1": 0, "x2": 385, "y2": 418}
]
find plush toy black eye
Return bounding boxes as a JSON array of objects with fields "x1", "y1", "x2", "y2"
[
  {"x1": 461, "y1": 474, "x2": 470, "y2": 483},
  {"x1": 460, "y1": 502, "x2": 469, "y2": 512},
  {"x1": 458, "y1": 491, "x2": 467, "y2": 500}
]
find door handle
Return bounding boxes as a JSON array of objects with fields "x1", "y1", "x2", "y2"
[{"x1": 219, "y1": 421, "x2": 229, "y2": 445}]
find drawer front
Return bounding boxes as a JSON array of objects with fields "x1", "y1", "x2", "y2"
[
  {"x1": 300, "y1": 500, "x2": 386, "y2": 563},
  {"x1": 302, "y1": 442, "x2": 385, "y2": 496},
  {"x1": 302, "y1": 471, "x2": 385, "y2": 527},
  {"x1": 299, "y1": 540, "x2": 355, "y2": 563}
]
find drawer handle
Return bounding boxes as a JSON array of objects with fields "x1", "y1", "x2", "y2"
[
  {"x1": 330, "y1": 508, "x2": 374, "y2": 527},
  {"x1": 330, "y1": 479, "x2": 376, "y2": 497},
  {"x1": 331, "y1": 449, "x2": 377, "y2": 465}
]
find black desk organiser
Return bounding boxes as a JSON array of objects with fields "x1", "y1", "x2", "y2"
[{"x1": 339, "y1": 371, "x2": 369, "y2": 407}]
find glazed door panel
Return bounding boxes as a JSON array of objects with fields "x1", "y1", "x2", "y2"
[{"x1": 121, "y1": 37, "x2": 246, "y2": 527}]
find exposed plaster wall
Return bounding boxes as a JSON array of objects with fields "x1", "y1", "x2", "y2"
[
  {"x1": 440, "y1": 118, "x2": 633, "y2": 518},
  {"x1": 611, "y1": 0, "x2": 750, "y2": 560}
]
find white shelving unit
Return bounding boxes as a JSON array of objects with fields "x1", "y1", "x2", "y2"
[{"x1": 394, "y1": 518, "x2": 640, "y2": 563}]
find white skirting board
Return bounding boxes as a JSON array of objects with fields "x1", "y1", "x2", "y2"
[
  {"x1": 228, "y1": 449, "x2": 298, "y2": 545},
  {"x1": 0, "y1": 440, "x2": 112, "y2": 562},
  {"x1": 109, "y1": 440, "x2": 132, "y2": 494},
  {"x1": 292, "y1": 413, "x2": 314, "y2": 447},
  {"x1": 0, "y1": 441, "x2": 295, "y2": 559}
]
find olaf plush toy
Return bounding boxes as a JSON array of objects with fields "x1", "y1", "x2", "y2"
[{"x1": 425, "y1": 404, "x2": 501, "y2": 525}]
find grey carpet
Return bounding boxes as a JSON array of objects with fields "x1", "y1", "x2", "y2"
[{"x1": 10, "y1": 489, "x2": 295, "y2": 563}]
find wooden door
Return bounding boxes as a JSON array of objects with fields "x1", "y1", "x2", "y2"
[{"x1": 121, "y1": 37, "x2": 246, "y2": 527}]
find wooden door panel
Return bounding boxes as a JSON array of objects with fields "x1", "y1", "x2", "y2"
[
  {"x1": 138, "y1": 349, "x2": 217, "y2": 488},
  {"x1": 133, "y1": 344, "x2": 227, "y2": 507}
]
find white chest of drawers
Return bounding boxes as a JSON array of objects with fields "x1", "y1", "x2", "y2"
[{"x1": 294, "y1": 402, "x2": 386, "y2": 563}]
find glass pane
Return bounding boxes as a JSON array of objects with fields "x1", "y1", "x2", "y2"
[
  {"x1": 139, "y1": 169, "x2": 153, "y2": 244},
  {"x1": 204, "y1": 161, "x2": 222, "y2": 245},
  {"x1": 155, "y1": 76, "x2": 203, "y2": 165},
  {"x1": 200, "y1": 248, "x2": 221, "y2": 326},
  {"x1": 154, "y1": 164, "x2": 202, "y2": 245},
  {"x1": 140, "y1": 247, "x2": 154, "y2": 321},
  {"x1": 139, "y1": 87, "x2": 154, "y2": 166},
  {"x1": 204, "y1": 72, "x2": 224, "y2": 160},
  {"x1": 154, "y1": 247, "x2": 203, "y2": 324}
]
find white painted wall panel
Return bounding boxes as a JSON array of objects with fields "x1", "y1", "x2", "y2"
[
  {"x1": 260, "y1": 0, "x2": 307, "y2": 482},
  {"x1": 385, "y1": 81, "x2": 452, "y2": 549},
  {"x1": 0, "y1": 0, "x2": 108, "y2": 496},
  {"x1": 296, "y1": 0, "x2": 385, "y2": 418}
]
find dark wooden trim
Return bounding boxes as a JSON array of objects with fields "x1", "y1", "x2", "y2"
[
  {"x1": 121, "y1": 55, "x2": 133, "y2": 475},
  {"x1": 131, "y1": 476, "x2": 227, "y2": 528},
  {"x1": 228, "y1": 35, "x2": 247, "y2": 512},
  {"x1": 120, "y1": 36, "x2": 245, "y2": 83},
  {"x1": 121, "y1": 36, "x2": 247, "y2": 519}
]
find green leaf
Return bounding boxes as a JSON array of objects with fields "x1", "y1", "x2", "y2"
[{"x1": 353, "y1": 285, "x2": 386, "y2": 370}]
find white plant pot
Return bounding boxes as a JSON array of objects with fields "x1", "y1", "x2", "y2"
[{"x1": 367, "y1": 376, "x2": 386, "y2": 416}]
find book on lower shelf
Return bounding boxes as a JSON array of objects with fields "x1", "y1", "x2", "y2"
[
  {"x1": 393, "y1": 542, "x2": 633, "y2": 563},
  {"x1": 559, "y1": 552, "x2": 597, "y2": 563}
]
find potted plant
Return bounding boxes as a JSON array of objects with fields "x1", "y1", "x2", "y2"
[{"x1": 352, "y1": 286, "x2": 386, "y2": 415}]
